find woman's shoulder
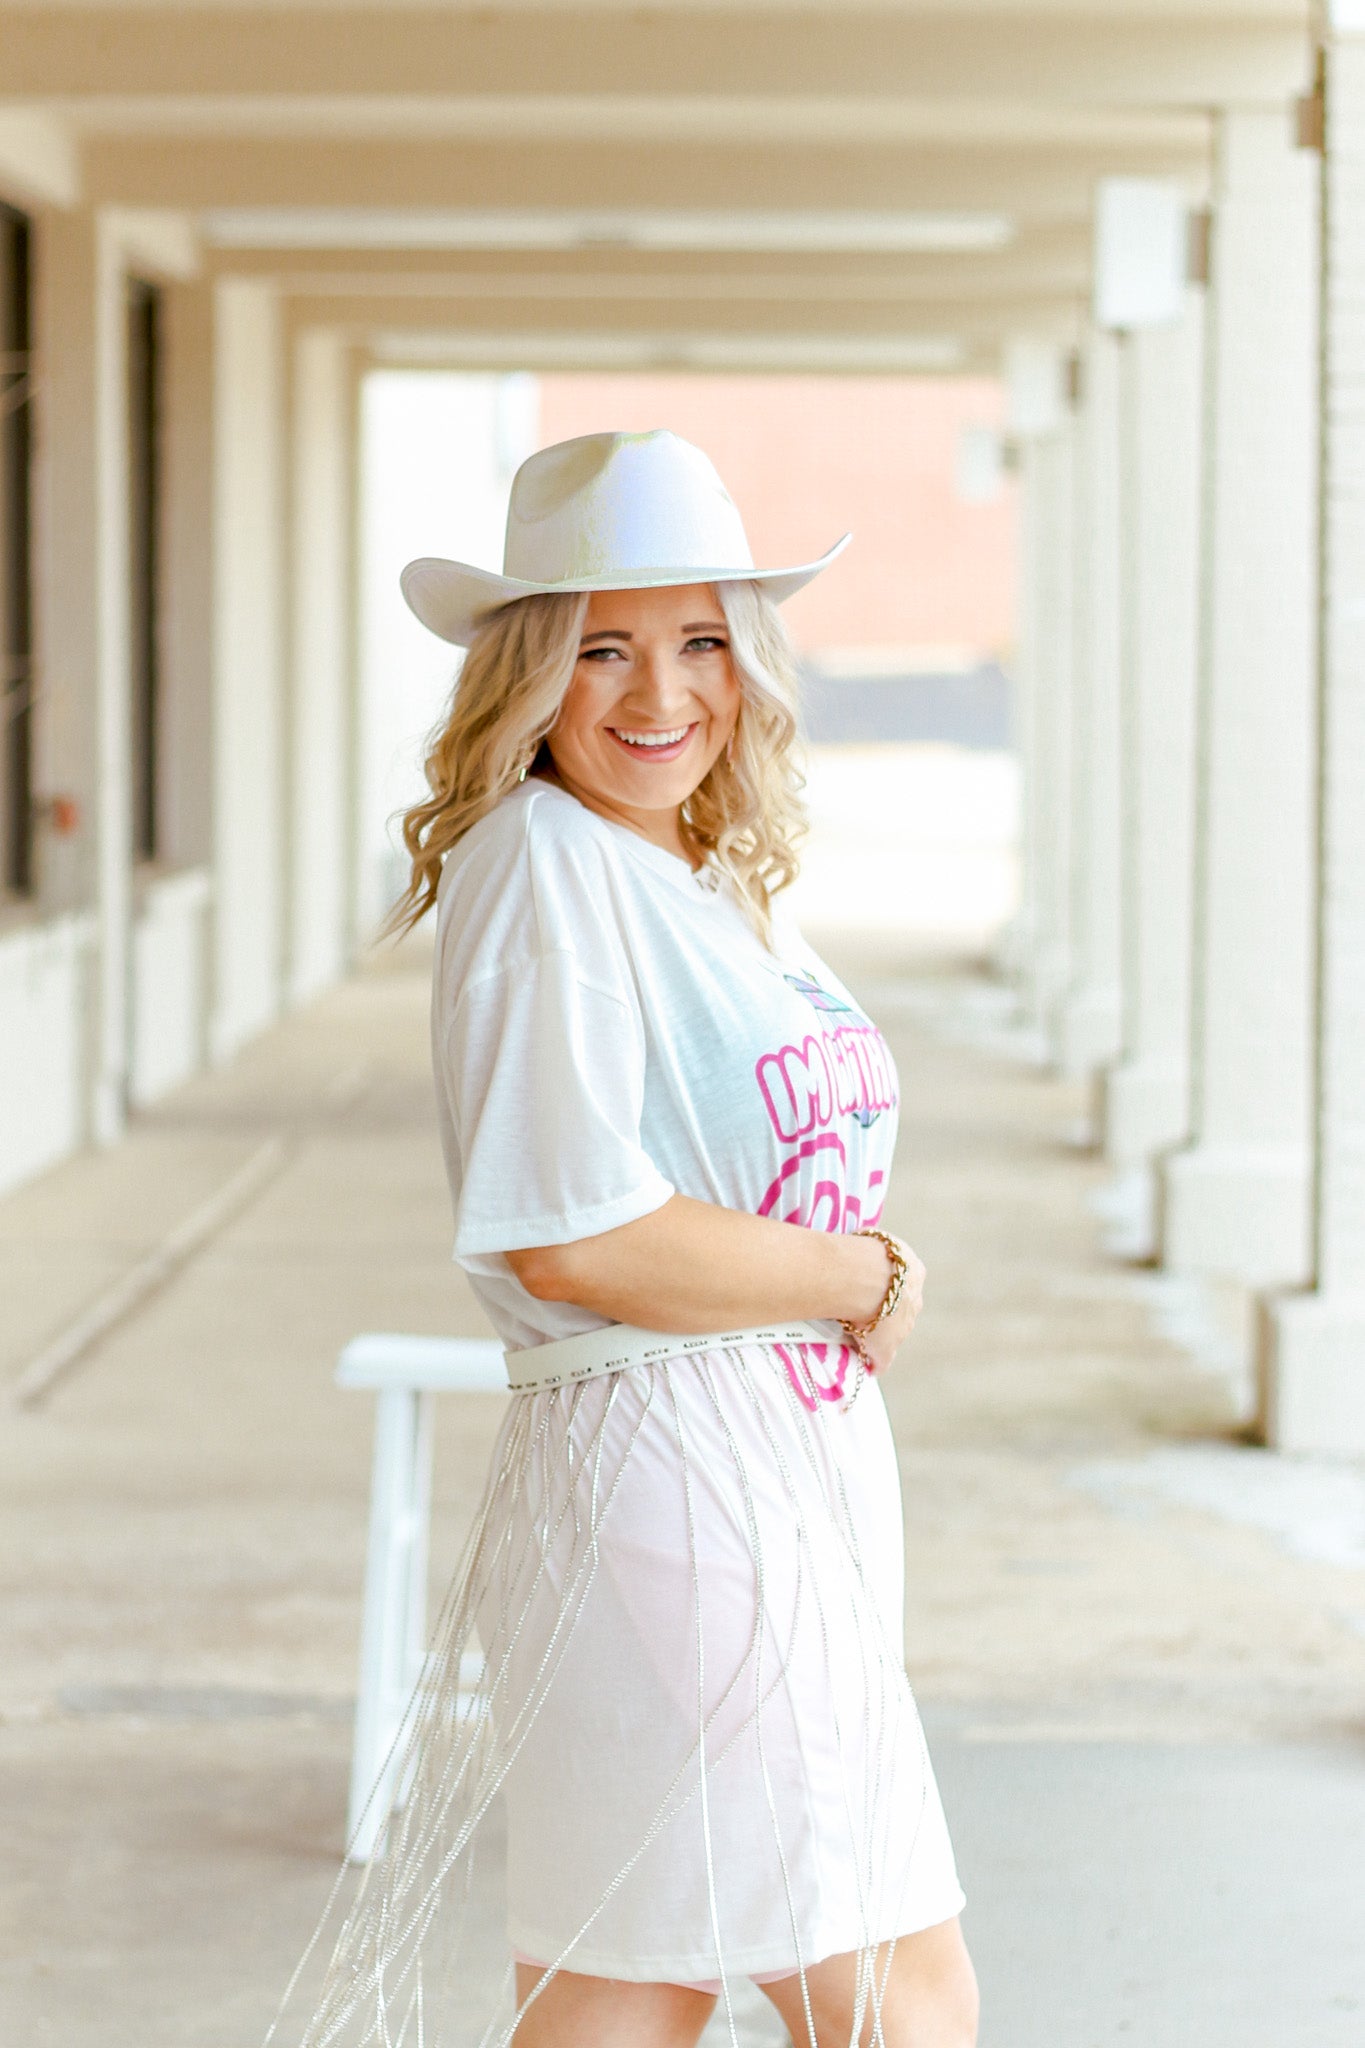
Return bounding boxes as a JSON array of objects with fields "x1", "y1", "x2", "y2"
[
  {"x1": 444, "y1": 780, "x2": 619, "y2": 892},
  {"x1": 434, "y1": 781, "x2": 632, "y2": 993}
]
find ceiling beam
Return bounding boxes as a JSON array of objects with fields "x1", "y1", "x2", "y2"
[
  {"x1": 86, "y1": 133, "x2": 1212, "y2": 218},
  {"x1": 206, "y1": 229, "x2": 1093, "y2": 302},
  {"x1": 0, "y1": 7, "x2": 1313, "y2": 108},
  {"x1": 49, "y1": 97, "x2": 1213, "y2": 154},
  {"x1": 272, "y1": 284, "x2": 1080, "y2": 347},
  {"x1": 362, "y1": 332, "x2": 1004, "y2": 375}
]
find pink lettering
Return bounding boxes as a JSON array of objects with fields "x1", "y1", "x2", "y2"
[
  {"x1": 825, "y1": 1030, "x2": 859, "y2": 1115},
  {"x1": 757, "y1": 1132, "x2": 846, "y2": 1222},
  {"x1": 756, "y1": 1025, "x2": 896, "y2": 1138},
  {"x1": 833, "y1": 1025, "x2": 897, "y2": 1118},
  {"x1": 773, "y1": 1340, "x2": 857, "y2": 1413},
  {"x1": 758, "y1": 1143, "x2": 888, "y2": 1237},
  {"x1": 755, "y1": 1035, "x2": 835, "y2": 1141}
]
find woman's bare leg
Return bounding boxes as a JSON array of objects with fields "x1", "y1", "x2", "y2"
[
  {"x1": 759, "y1": 1917, "x2": 979, "y2": 2048},
  {"x1": 511, "y1": 1963, "x2": 718, "y2": 2048}
]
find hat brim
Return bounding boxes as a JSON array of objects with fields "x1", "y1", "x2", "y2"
[{"x1": 399, "y1": 535, "x2": 852, "y2": 648}]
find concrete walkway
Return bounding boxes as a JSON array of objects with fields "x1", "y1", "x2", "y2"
[{"x1": 3, "y1": 933, "x2": 1363, "y2": 2048}]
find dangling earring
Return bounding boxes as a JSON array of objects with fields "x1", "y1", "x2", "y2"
[
  {"x1": 724, "y1": 727, "x2": 736, "y2": 769},
  {"x1": 516, "y1": 743, "x2": 536, "y2": 783}
]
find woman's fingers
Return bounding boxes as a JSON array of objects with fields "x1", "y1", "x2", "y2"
[{"x1": 861, "y1": 1241, "x2": 925, "y2": 1374}]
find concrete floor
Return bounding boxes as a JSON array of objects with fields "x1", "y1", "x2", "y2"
[{"x1": 2, "y1": 933, "x2": 1363, "y2": 2048}]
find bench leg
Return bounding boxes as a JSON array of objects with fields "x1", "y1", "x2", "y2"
[{"x1": 346, "y1": 1387, "x2": 434, "y2": 1862}]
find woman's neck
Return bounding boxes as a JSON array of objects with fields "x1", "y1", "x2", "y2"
[{"x1": 530, "y1": 765, "x2": 700, "y2": 870}]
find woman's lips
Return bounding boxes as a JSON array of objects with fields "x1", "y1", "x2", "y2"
[{"x1": 605, "y1": 723, "x2": 698, "y2": 763}]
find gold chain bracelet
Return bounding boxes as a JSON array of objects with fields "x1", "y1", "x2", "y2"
[{"x1": 839, "y1": 1227, "x2": 909, "y2": 1365}]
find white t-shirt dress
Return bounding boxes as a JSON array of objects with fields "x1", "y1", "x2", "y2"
[{"x1": 294, "y1": 779, "x2": 964, "y2": 2046}]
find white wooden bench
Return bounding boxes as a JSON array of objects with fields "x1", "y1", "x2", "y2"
[{"x1": 335, "y1": 1333, "x2": 507, "y2": 1860}]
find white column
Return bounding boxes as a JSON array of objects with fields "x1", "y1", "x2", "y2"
[
  {"x1": 1159, "y1": 108, "x2": 1320, "y2": 1288},
  {"x1": 1263, "y1": 30, "x2": 1365, "y2": 1452},
  {"x1": 996, "y1": 436, "x2": 1040, "y2": 990},
  {"x1": 33, "y1": 210, "x2": 132, "y2": 1146},
  {"x1": 1020, "y1": 424, "x2": 1077, "y2": 1034},
  {"x1": 1055, "y1": 330, "x2": 1124, "y2": 1082},
  {"x1": 1000, "y1": 340, "x2": 1068, "y2": 1013},
  {"x1": 1103, "y1": 303, "x2": 1205, "y2": 1168},
  {"x1": 287, "y1": 325, "x2": 358, "y2": 1006},
  {"x1": 210, "y1": 279, "x2": 287, "y2": 1062},
  {"x1": 31, "y1": 210, "x2": 99, "y2": 927},
  {"x1": 160, "y1": 277, "x2": 215, "y2": 876}
]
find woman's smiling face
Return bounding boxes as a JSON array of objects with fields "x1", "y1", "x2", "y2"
[{"x1": 541, "y1": 583, "x2": 742, "y2": 853}]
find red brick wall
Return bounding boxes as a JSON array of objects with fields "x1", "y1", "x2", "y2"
[{"x1": 535, "y1": 374, "x2": 1017, "y2": 662}]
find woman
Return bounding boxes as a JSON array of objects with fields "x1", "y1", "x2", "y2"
[{"x1": 285, "y1": 431, "x2": 977, "y2": 2048}]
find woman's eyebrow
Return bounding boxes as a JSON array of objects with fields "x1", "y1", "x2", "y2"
[{"x1": 578, "y1": 621, "x2": 728, "y2": 646}]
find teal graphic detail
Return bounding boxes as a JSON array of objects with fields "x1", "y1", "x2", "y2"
[
  {"x1": 783, "y1": 969, "x2": 855, "y2": 1014},
  {"x1": 784, "y1": 970, "x2": 883, "y2": 1129}
]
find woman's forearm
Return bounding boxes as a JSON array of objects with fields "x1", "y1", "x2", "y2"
[{"x1": 506, "y1": 1193, "x2": 893, "y2": 1332}]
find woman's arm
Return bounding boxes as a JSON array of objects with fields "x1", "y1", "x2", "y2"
[{"x1": 506, "y1": 1194, "x2": 925, "y2": 1371}]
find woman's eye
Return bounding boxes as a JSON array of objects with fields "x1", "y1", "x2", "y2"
[
  {"x1": 685, "y1": 637, "x2": 727, "y2": 654},
  {"x1": 580, "y1": 646, "x2": 625, "y2": 662}
]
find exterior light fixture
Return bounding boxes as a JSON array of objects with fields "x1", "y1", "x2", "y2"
[
  {"x1": 1003, "y1": 339, "x2": 1068, "y2": 437},
  {"x1": 202, "y1": 209, "x2": 1014, "y2": 257},
  {"x1": 1092, "y1": 178, "x2": 1189, "y2": 332}
]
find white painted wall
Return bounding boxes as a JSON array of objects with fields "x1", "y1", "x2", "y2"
[
  {"x1": 356, "y1": 371, "x2": 537, "y2": 940},
  {"x1": 0, "y1": 917, "x2": 94, "y2": 1196},
  {"x1": 288, "y1": 328, "x2": 355, "y2": 1004},
  {"x1": 210, "y1": 280, "x2": 287, "y2": 1062},
  {"x1": 129, "y1": 868, "x2": 211, "y2": 1105},
  {"x1": 1, "y1": 202, "x2": 224, "y2": 1198}
]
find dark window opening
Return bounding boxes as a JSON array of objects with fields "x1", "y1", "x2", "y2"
[
  {"x1": 127, "y1": 277, "x2": 162, "y2": 864},
  {"x1": 0, "y1": 204, "x2": 33, "y2": 898}
]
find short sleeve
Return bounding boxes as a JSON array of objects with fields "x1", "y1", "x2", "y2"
[{"x1": 440, "y1": 946, "x2": 675, "y2": 1262}]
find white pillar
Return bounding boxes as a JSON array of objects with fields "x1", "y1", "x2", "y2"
[
  {"x1": 1263, "y1": 30, "x2": 1365, "y2": 1452},
  {"x1": 1014, "y1": 423, "x2": 1076, "y2": 1034},
  {"x1": 1159, "y1": 108, "x2": 1320, "y2": 1287},
  {"x1": 287, "y1": 325, "x2": 358, "y2": 1006},
  {"x1": 33, "y1": 210, "x2": 132, "y2": 1147},
  {"x1": 1103, "y1": 303, "x2": 1205, "y2": 1169},
  {"x1": 210, "y1": 280, "x2": 287, "y2": 1062},
  {"x1": 1055, "y1": 330, "x2": 1124, "y2": 1083},
  {"x1": 995, "y1": 439, "x2": 1040, "y2": 992},
  {"x1": 1001, "y1": 341, "x2": 1067, "y2": 1013},
  {"x1": 160, "y1": 277, "x2": 215, "y2": 877},
  {"x1": 32, "y1": 210, "x2": 99, "y2": 927}
]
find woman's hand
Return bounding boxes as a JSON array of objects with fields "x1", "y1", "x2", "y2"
[{"x1": 856, "y1": 1235, "x2": 926, "y2": 1377}]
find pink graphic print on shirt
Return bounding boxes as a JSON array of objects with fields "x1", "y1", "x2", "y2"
[
  {"x1": 753, "y1": 971, "x2": 899, "y2": 1410},
  {"x1": 754, "y1": 975, "x2": 896, "y2": 1231}
]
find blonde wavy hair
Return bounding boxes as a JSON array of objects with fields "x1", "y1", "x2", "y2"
[{"x1": 382, "y1": 580, "x2": 808, "y2": 946}]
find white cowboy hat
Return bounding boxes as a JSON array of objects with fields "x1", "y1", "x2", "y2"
[{"x1": 400, "y1": 428, "x2": 851, "y2": 646}]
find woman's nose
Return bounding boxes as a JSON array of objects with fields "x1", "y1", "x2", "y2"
[{"x1": 626, "y1": 649, "x2": 693, "y2": 712}]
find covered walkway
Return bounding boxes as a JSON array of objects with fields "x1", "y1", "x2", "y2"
[
  {"x1": 2, "y1": 1, "x2": 1364, "y2": 1446},
  {"x1": 4, "y1": 937, "x2": 1364, "y2": 2045},
  {"x1": 4, "y1": 5, "x2": 1365, "y2": 2041}
]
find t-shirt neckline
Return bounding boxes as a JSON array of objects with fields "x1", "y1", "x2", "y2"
[{"x1": 525, "y1": 778, "x2": 722, "y2": 896}]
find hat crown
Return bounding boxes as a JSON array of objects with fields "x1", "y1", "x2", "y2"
[{"x1": 503, "y1": 430, "x2": 756, "y2": 585}]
